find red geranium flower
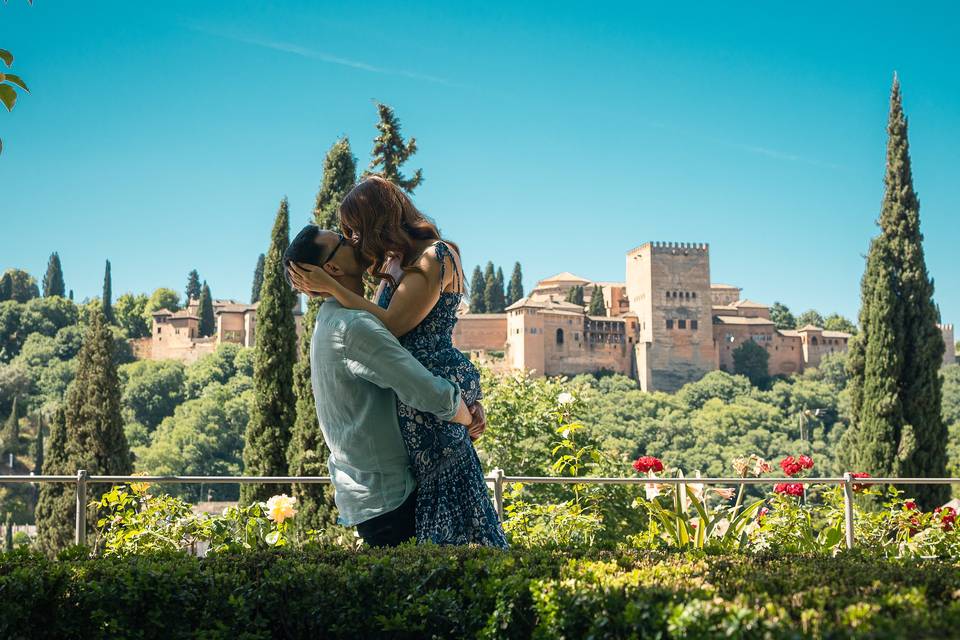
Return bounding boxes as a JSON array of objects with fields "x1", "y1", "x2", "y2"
[
  {"x1": 632, "y1": 456, "x2": 664, "y2": 474},
  {"x1": 774, "y1": 482, "x2": 805, "y2": 498},
  {"x1": 757, "y1": 506, "x2": 769, "y2": 521},
  {"x1": 779, "y1": 456, "x2": 802, "y2": 477},
  {"x1": 935, "y1": 506, "x2": 957, "y2": 532},
  {"x1": 798, "y1": 455, "x2": 814, "y2": 470},
  {"x1": 903, "y1": 500, "x2": 918, "y2": 511},
  {"x1": 849, "y1": 472, "x2": 871, "y2": 492}
]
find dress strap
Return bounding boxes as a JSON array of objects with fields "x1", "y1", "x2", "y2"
[{"x1": 423, "y1": 240, "x2": 461, "y2": 294}]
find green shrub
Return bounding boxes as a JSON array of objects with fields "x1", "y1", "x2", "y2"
[{"x1": 1, "y1": 547, "x2": 960, "y2": 639}]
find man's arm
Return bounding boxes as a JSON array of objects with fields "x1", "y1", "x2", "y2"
[{"x1": 344, "y1": 313, "x2": 470, "y2": 424}]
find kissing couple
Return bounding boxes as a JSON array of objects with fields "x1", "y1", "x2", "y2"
[{"x1": 284, "y1": 175, "x2": 507, "y2": 549}]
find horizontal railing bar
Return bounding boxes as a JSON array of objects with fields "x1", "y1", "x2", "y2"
[{"x1": 2, "y1": 474, "x2": 959, "y2": 485}]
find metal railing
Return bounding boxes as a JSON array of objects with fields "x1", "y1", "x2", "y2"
[{"x1": 2, "y1": 471, "x2": 958, "y2": 549}]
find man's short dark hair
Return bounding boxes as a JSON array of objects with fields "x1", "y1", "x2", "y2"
[{"x1": 283, "y1": 225, "x2": 334, "y2": 287}]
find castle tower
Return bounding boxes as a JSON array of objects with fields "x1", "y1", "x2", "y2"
[
  {"x1": 941, "y1": 324, "x2": 956, "y2": 366},
  {"x1": 626, "y1": 242, "x2": 715, "y2": 391}
]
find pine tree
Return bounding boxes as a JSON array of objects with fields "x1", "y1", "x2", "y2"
[
  {"x1": 469, "y1": 266, "x2": 486, "y2": 313},
  {"x1": 1, "y1": 396, "x2": 20, "y2": 456},
  {"x1": 366, "y1": 103, "x2": 423, "y2": 193},
  {"x1": 42, "y1": 252, "x2": 65, "y2": 298},
  {"x1": 588, "y1": 285, "x2": 606, "y2": 315},
  {"x1": 288, "y1": 298, "x2": 337, "y2": 533},
  {"x1": 484, "y1": 263, "x2": 505, "y2": 313},
  {"x1": 769, "y1": 302, "x2": 796, "y2": 330},
  {"x1": 843, "y1": 76, "x2": 948, "y2": 507},
  {"x1": 185, "y1": 270, "x2": 202, "y2": 303},
  {"x1": 35, "y1": 407, "x2": 72, "y2": 556},
  {"x1": 506, "y1": 262, "x2": 524, "y2": 305},
  {"x1": 197, "y1": 281, "x2": 215, "y2": 337},
  {"x1": 101, "y1": 260, "x2": 114, "y2": 324},
  {"x1": 733, "y1": 340, "x2": 771, "y2": 388},
  {"x1": 241, "y1": 198, "x2": 298, "y2": 505},
  {"x1": 495, "y1": 267, "x2": 505, "y2": 303},
  {"x1": 314, "y1": 137, "x2": 357, "y2": 230},
  {"x1": 251, "y1": 254, "x2": 265, "y2": 304}
]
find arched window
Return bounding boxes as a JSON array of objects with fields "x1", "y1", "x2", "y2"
[{"x1": 556, "y1": 328, "x2": 564, "y2": 345}]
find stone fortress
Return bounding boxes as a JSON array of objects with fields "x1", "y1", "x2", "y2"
[
  {"x1": 132, "y1": 298, "x2": 303, "y2": 363},
  {"x1": 451, "y1": 241, "x2": 957, "y2": 392}
]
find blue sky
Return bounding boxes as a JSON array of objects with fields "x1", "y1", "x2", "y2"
[{"x1": 2, "y1": 1, "x2": 958, "y2": 323}]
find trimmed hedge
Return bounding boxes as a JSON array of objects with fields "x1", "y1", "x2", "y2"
[{"x1": 2, "y1": 546, "x2": 959, "y2": 639}]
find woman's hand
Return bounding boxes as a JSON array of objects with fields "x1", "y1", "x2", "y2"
[
  {"x1": 287, "y1": 262, "x2": 338, "y2": 297},
  {"x1": 467, "y1": 402, "x2": 487, "y2": 441}
]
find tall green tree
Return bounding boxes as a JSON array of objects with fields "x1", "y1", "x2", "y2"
[
  {"x1": 732, "y1": 340, "x2": 770, "y2": 388},
  {"x1": 843, "y1": 76, "x2": 948, "y2": 507},
  {"x1": 287, "y1": 140, "x2": 356, "y2": 529},
  {"x1": 366, "y1": 102, "x2": 423, "y2": 193},
  {"x1": 34, "y1": 407, "x2": 72, "y2": 556},
  {"x1": 314, "y1": 137, "x2": 357, "y2": 230},
  {"x1": 769, "y1": 302, "x2": 796, "y2": 330},
  {"x1": 469, "y1": 266, "x2": 486, "y2": 313},
  {"x1": 251, "y1": 254, "x2": 265, "y2": 304},
  {"x1": 565, "y1": 285, "x2": 585, "y2": 306},
  {"x1": 114, "y1": 293, "x2": 150, "y2": 339},
  {"x1": 824, "y1": 313, "x2": 857, "y2": 335},
  {"x1": 796, "y1": 309, "x2": 825, "y2": 328},
  {"x1": 484, "y1": 263, "x2": 505, "y2": 313},
  {"x1": 0, "y1": 269, "x2": 39, "y2": 303},
  {"x1": 33, "y1": 411, "x2": 44, "y2": 474},
  {"x1": 185, "y1": 270, "x2": 202, "y2": 303},
  {"x1": 42, "y1": 253, "x2": 65, "y2": 298},
  {"x1": 198, "y1": 282, "x2": 215, "y2": 338},
  {"x1": 506, "y1": 262, "x2": 524, "y2": 305},
  {"x1": 101, "y1": 260, "x2": 114, "y2": 324},
  {"x1": 1, "y1": 396, "x2": 21, "y2": 456},
  {"x1": 588, "y1": 285, "x2": 606, "y2": 316},
  {"x1": 241, "y1": 198, "x2": 298, "y2": 504}
]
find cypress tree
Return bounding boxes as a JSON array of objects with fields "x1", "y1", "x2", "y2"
[
  {"x1": 42, "y1": 252, "x2": 65, "y2": 298},
  {"x1": 251, "y1": 254, "x2": 265, "y2": 304},
  {"x1": 101, "y1": 260, "x2": 114, "y2": 324},
  {"x1": 484, "y1": 263, "x2": 505, "y2": 313},
  {"x1": 588, "y1": 285, "x2": 606, "y2": 316},
  {"x1": 241, "y1": 198, "x2": 298, "y2": 504},
  {"x1": 366, "y1": 103, "x2": 423, "y2": 193},
  {"x1": 843, "y1": 75, "x2": 948, "y2": 507},
  {"x1": 197, "y1": 281, "x2": 215, "y2": 337},
  {"x1": 507, "y1": 262, "x2": 524, "y2": 305},
  {"x1": 314, "y1": 137, "x2": 358, "y2": 230},
  {"x1": 68, "y1": 289, "x2": 73, "y2": 301},
  {"x1": 185, "y1": 269, "x2": 202, "y2": 303},
  {"x1": 286, "y1": 141, "x2": 356, "y2": 529},
  {"x1": 566, "y1": 285, "x2": 585, "y2": 306},
  {"x1": 35, "y1": 407, "x2": 72, "y2": 556},
  {"x1": 469, "y1": 266, "x2": 486, "y2": 313}
]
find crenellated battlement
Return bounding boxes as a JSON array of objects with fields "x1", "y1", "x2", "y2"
[
  {"x1": 628, "y1": 241, "x2": 709, "y2": 255},
  {"x1": 940, "y1": 323, "x2": 954, "y2": 332}
]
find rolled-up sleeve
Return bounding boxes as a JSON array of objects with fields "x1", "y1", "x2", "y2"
[{"x1": 344, "y1": 314, "x2": 461, "y2": 421}]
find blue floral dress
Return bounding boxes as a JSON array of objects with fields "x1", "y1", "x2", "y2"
[{"x1": 377, "y1": 241, "x2": 508, "y2": 548}]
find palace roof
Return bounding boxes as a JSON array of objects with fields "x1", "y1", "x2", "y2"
[
  {"x1": 713, "y1": 315, "x2": 774, "y2": 326},
  {"x1": 731, "y1": 299, "x2": 769, "y2": 309},
  {"x1": 537, "y1": 272, "x2": 591, "y2": 285}
]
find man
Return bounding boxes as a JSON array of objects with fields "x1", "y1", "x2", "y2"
[{"x1": 283, "y1": 225, "x2": 484, "y2": 547}]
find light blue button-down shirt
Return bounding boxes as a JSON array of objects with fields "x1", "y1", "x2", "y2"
[{"x1": 309, "y1": 300, "x2": 462, "y2": 526}]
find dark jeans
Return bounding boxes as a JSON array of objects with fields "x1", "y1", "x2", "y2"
[{"x1": 355, "y1": 490, "x2": 417, "y2": 547}]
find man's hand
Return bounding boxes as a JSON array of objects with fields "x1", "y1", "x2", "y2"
[
  {"x1": 288, "y1": 261, "x2": 337, "y2": 297},
  {"x1": 467, "y1": 402, "x2": 486, "y2": 441}
]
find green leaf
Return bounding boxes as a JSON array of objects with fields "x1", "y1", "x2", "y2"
[
  {"x1": 0, "y1": 50, "x2": 12, "y2": 67},
  {"x1": 3, "y1": 74, "x2": 28, "y2": 92},
  {"x1": 265, "y1": 530, "x2": 280, "y2": 546},
  {"x1": 0, "y1": 84, "x2": 16, "y2": 111}
]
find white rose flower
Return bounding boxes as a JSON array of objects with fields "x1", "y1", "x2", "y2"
[{"x1": 557, "y1": 392, "x2": 575, "y2": 406}]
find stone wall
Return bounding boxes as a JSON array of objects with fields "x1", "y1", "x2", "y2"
[{"x1": 452, "y1": 314, "x2": 507, "y2": 352}]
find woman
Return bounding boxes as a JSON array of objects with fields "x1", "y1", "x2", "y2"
[{"x1": 289, "y1": 176, "x2": 507, "y2": 548}]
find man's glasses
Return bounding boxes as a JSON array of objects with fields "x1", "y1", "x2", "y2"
[{"x1": 319, "y1": 232, "x2": 348, "y2": 268}]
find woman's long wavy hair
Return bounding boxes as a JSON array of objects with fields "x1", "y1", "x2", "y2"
[{"x1": 339, "y1": 175, "x2": 460, "y2": 288}]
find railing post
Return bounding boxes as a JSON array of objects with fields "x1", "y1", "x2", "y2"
[
  {"x1": 75, "y1": 469, "x2": 88, "y2": 546},
  {"x1": 492, "y1": 468, "x2": 505, "y2": 520},
  {"x1": 842, "y1": 472, "x2": 855, "y2": 550}
]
